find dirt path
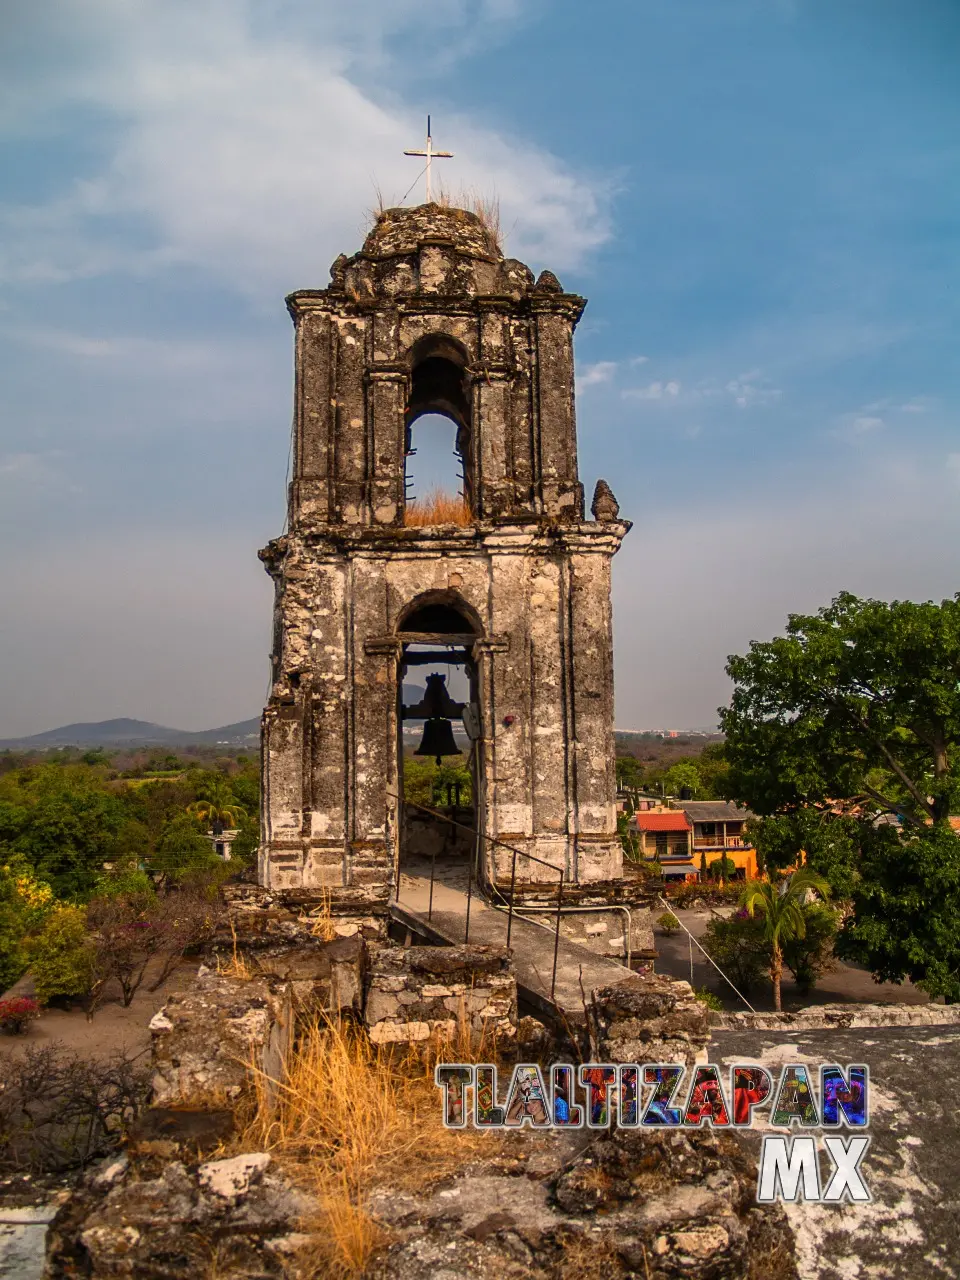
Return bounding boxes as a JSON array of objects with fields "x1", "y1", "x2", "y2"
[{"x1": 0, "y1": 958, "x2": 200, "y2": 1063}]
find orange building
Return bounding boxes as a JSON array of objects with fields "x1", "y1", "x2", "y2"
[
  {"x1": 630, "y1": 809, "x2": 697, "y2": 881},
  {"x1": 676, "y1": 801, "x2": 758, "y2": 880}
]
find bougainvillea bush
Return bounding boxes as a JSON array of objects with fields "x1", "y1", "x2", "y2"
[{"x1": 0, "y1": 995, "x2": 40, "y2": 1033}]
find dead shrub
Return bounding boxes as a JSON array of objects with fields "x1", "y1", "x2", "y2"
[
  {"x1": 215, "y1": 920, "x2": 254, "y2": 981},
  {"x1": 0, "y1": 1044, "x2": 151, "y2": 1173},
  {"x1": 304, "y1": 887, "x2": 337, "y2": 943},
  {"x1": 554, "y1": 1234, "x2": 628, "y2": 1280}
]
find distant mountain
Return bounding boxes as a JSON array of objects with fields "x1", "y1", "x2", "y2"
[{"x1": 0, "y1": 716, "x2": 261, "y2": 749}]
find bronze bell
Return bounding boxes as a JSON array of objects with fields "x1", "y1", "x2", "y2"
[{"x1": 415, "y1": 716, "x2": 460, "y2": 765}]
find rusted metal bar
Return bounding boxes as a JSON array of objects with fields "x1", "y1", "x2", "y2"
[
  {"x1": 465, "y1": 845, "x2": 474, "y2": 942},
  {"x1": 551, "y1": 868, "x2": 564, "y2": 1000},
  {"x1": 506, "y1": 848, "x2": 518, "y2": 947}
]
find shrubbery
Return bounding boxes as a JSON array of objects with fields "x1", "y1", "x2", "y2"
[
  {"x1": 656, "y1": 911, "x2": 681, "y2": 933},
  {"x1": 28, "y1": 904, "x2": 93, "y2": 1005},
  {"x1": 701, "y1": 911, "x2": 770, "y2": 993}
]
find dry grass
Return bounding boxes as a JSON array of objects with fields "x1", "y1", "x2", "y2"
[
  {"x1": 404, "y1": 488, "x2": 471, "y2": 527},
  {"x1": 241, "y1": 1016, "x2": 507, "y2": 1278},
  {"x1": 436, "y1": 187, "x2": 502, "y2": 248},
  {"x1": 216, "y1": 922, "x2": 253, "y2": 981},
  {"x1": 554, "y1": 1235, "x2": 628, "y2": 1280},
  {"x1": 304, "y1": 888, "x2": 338, "y2": 943}
]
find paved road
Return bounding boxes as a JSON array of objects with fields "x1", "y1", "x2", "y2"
[
  {"x1": 658, "y1": 910, "x2": 931, "y2": 1012},
  {"x1": 710, "y1": 1024, "x2": 960, "y2": 1279}
]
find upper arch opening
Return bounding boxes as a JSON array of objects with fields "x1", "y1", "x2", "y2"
[
  {"x1": 397, "y1": 590, "x2": 482, "y2": 638},
  {"x1": 404, "y1": 334, "x2": 473, "y2": 518}
]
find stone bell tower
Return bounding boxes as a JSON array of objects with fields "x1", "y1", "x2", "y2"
[{"x1": 258, "y1": 203, "x2": 630, "y2": 898}]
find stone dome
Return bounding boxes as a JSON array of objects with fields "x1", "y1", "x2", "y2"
[{"x1": 361, "y1": 203, "x2": 500, "y2": 261}]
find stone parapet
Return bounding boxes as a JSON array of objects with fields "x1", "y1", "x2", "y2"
[
  {"x1": 149, "y1": 969, "x2": 294, "y2": 1108},
  {"x1": 716, "y1": 1002, "x2": 960, "y2": 1032},
  {"x1": 364, "y1": 944, "x2": 517, "y2": 1047},
  {"x1": 587, "y1": 972, "x2": 710, "y2": 1066}
]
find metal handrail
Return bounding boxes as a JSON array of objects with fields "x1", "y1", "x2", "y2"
[{"x1": 392, "y1": 792, "x2": 565, "y2": 1000}]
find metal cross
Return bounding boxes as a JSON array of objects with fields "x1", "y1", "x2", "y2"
[{"x1": 403, "y1": 115, "x2": 454, "y2": 203}]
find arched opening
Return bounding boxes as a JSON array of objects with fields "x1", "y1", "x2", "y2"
[
  {"x1": 396, "y1": 592, "x2": 482, "y2": 882},
  {"x1": 404, "y1": 336, "x2": 472, "y2": 523}
]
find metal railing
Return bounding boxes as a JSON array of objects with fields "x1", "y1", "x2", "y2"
[{"x1": 392, "y1": 793, "x2": 566, "y2": 1000}]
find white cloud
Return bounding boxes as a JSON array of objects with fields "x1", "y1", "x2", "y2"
[
  {"x1": 0, "y1": 1, "x2": 612, "y2": 300},
  {"x1": 724, "y1": 370, "x2": 782, "y2": 408},
  {"x1": 0, "y1": 449, "x2": 76, "y2": 493},
  {"x1": 578, "y1": 360, "x2": 617, "y2": 389},
  {"x1": 851, "y1": 415, "x2": 883, "y2": 433},
  {"x1": 629, "y1": 354, "x2": 650, "y2": 366},
  {"x1": 622, "y1": 379, "x2": 681, "y2": 402}
]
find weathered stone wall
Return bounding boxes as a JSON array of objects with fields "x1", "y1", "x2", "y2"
[
  {"x1": 402, "y1": 807, "x2": 475, "y2": 861},
  {"x1": 587, "y1": 972, "x2": 711, "y2": 1066},
  {"x1": 45, "y1": 1151, "x2": 316, "y2": 1279},
  {"x1": 364, "y1": 944, "x2": 517, "y2": 1047}
]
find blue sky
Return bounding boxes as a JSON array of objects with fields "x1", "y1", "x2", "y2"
[{"x1": 1, "y1": 0, "x2": 958, "y2": 736}]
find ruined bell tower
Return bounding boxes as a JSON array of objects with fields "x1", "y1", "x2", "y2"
[{"x1": 258, "y1": 203, "x2": 630, "y2": 899}]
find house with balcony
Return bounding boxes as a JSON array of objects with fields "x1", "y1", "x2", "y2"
[
  {"x1": 676, "y1": 801, "x2": 757, "y2": 879},
  {"x1": 630, "y1": 809, "x2": 697, "y2": 881}
]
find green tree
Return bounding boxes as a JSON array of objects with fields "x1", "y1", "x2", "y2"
[
  {"x1": 707, "y1": 855, "x2": 737, "y2": 884},
  {"x1": 746, "y1": 810, "x2": 861, "y2": 899},
  {"x1": 721, "y1": 592, "x2": 960, "y2": 828},
  {"x1": 837, "y1": 823, "x2": 960, "y2": 1003},
  {"x1": 186, "y1": 778, "x2": 247, "y2": 829},
  {"x1": 696, "y1": 743, "x2": 731, "y2": 800},
  {"x1": 664, "y1": 761, "x2": 701, "y2": 797},
  {"x1": 150, "y1": 816, "x2": 219, "y2": 886},
  {"x1": 781, "y1": 902, "x2": 840, "y2": 995},
  {"x1": 615, "y1": 755, "x2": 644, "y2": 793},
  {"x1": 740, "y1": 868, "x2": 832, "y2": 1011},
  {"x1": 722, "y1": 591, "x2": 960, "y2": 1000},
  {"x1": 701, "y1": 912, "x2": 770, "y2": 994},
  {"x1": 0, "y1": 857, "x2": 55, "y2": 990}
]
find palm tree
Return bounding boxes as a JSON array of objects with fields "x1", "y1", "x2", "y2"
[
  {"x1": 740, "y1": 868, "x2": 832, "y2": 1012},
  {"x1": 186, "y1": 779, "x2": 247, "y2": 831}
]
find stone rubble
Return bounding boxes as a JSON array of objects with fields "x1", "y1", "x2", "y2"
[{"x1": 149, "y1": 967, "x2": 294, "y2": 1108}]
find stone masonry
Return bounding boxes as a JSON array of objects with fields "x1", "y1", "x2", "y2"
[
  {"x1": 587, "y1": 972, "x2": 711, "y2": 1066},
  {"x1": 364, "y1": 943, "x2": 517, "y2": 1047},
  {"x1": 259, "y1": 202, "x2": 631, "y2": 897}
]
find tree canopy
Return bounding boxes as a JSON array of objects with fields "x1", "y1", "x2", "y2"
[
  {"x1": 722, "y1": 591, "x2": 960, "y2": 1003},
  {"x1": 721, "y1": 591, "x2": 960, "y2": 827}
]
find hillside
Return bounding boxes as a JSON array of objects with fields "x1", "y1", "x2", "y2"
[{"x1": 0, "y1": 716, "x2": 261, "y2": 749}]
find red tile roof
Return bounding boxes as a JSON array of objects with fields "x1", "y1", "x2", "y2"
[{"x1": 633, "y1": 811, "x2": 692, "y2": 833}]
